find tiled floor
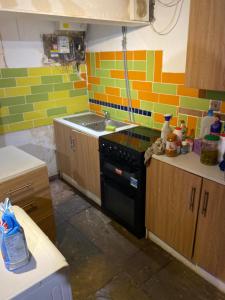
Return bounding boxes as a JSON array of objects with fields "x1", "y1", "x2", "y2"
[{"x1": 50, "y1": 179, "x2": 225, "y2": 300}]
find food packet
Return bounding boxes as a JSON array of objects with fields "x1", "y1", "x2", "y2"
[{"x1": 0, "y1": 198, "x2": 30, "y2": 271}]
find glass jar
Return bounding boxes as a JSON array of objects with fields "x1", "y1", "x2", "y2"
[
  {"x1": 200, "y1": 134, "x2": 220, "y2": 165},
  {"x1": 166, "y1": 133, "x2": 178, "y2": 157}
]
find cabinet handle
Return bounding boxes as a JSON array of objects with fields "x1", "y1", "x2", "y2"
[
  {"x1": 69, "y1": 136, "x2": 73, "y2": 149},
  {"x1": 189, "y1": 187, "x2": 196, "y2": 211},
  {"x1": 5, "y1": 183, "x2": 32, "y2": 196},
  {"x1": 202, "y1": 191, "x2": 209, "y2": 217}
]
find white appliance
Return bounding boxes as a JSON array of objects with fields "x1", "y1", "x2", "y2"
[{"x1": 130, "y1": 0, "x2": 150, "y2": 21}]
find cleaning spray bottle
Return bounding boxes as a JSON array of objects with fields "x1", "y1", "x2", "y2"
[{"x1": 161, "y1": 114, "x2": 172, "y2": 142}]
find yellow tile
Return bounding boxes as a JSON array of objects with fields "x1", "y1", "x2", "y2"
[
  {"x1": 16, "y1": 77, "x2": 41, "y2": 86},
  {"x1": 34, "y1": 100, "x2": 56, "y2": 110},
  {"x1": 70, "y1": 95, "x2": 89, "y2": 102},
  {"x1": 49, "y1": 90, "x2": 69, "y2": 100},
  {"x1": 0, "y1": 107, "x2": 9, "y2": 116},
  {"x1": 80, "y1": 64, "x2": 86, "y2": 73},
  {"x1": 33, "y1": 118, "x2": 53, "y2": 127},
  {"x1": 63, "y1": 74, "x2": 70, "y2": 82},
  {"x1": 66, "y1": 100, "x2": 89, "y2": 114},
  {"x1": 24, "y1": 111, "x2": 46, "y2": 121},
  {"x1": 28, "y1": 67, "x2": 52, "y2": 76},
  {"x1": 9, "y1": 121, "x2": 33, "y2": 132},
  {"x1": 51, "y1": 66, "x2": 73, "y2": 75},
  {"x1": 5, "y1": 86, "x2": 31, "y2": 97},
  {"x1": 0, "y1": 124, "x2": 10, "y2": 135},
  {"x1": 0, "y1": 89, "x2": 5, "y2": 97},
  {"x1": 55, "y1": 98, "x2": 74, "y2": 106}
]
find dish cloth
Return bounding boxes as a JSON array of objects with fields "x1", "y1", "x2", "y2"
[{"x1": 144, "y1": 138, "x2": 166, "y2": 165}]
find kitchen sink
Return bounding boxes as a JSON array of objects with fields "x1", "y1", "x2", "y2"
[
  {"x1": 63, "y1": 113, "x2": 128, "y2": 132},
  {"x1": 85, "y1": 120, "x2": 128, "y2": 131}
]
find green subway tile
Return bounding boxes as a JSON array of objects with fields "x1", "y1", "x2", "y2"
[
  {"x1": 47, "y1": 106, "x2": 67, "y2": 117},
  {"x1": 100, "y1": 78, "x2": 116, "y2": 87},
  {"x1": 115, "y1": 79, "x2": 126, "y2": 88},
  {"x1": 154, "y1": 103, "x2": 177, "y2": 115},
  {"x1": 1, "y1": 68, "x2": 28, "y2": 78},
  {"x1": 178, "y1": 113, "x2": 188, "y2": 123},
  {"x1": 153, "y1": 122, "x2": 164, "y2": 130},
  {"x1": 0, "y1": 114, "x2": 24, "y2": 125},
  {"x1": 26, "y1": 93, "x2": 49, "y2": 103},
  {"x1": 133, "y1": 114, "x2": 153, "y2": 127},
  {"x1": 31, "y1": 84, "x2": 53, "y2": 94},
  {"x1": 100, "y1": 61, "x2": 116, "y2": 69},
  {"x1": 90, "y1": 53, "x2": 96, "y2": 76},
  {"x1": 69, "y1": 89, "x2": 87, "y2": 97},
  {"x1": 153, "y1": 83, "x2": 177, "y2": 95},
  {"x1": 116, "y1": 109, "x2": 129, "y2": 121},
  {"x1": 180, "y1": 96, "x2": 210, "y2": 111},
  {"x1": 54, "y1": 82, "x2": 73, "y2": 91},
  {"x1": 121, "y1": 89, "x2": 138, "y2": 99},
  {"x1": 0, "y1": 96, "x2": 25, "y2": 107},
  {"x1": 9, "y1": 104, "x2": 34, "y2": 114},
  {"x1": 204, "y1": 90, "x2": 225, "y2": 100},
  {"x1": 88, "y1": 91, "x2": 94, "y2": 98},
  {"x1": 140, "y1": 100, "x2": 154, "y2": 111},
  {"x1": 146, "y1": 51, "x2": 155, "y2": 81},
  {"x1": 91, "y1": 85, "x2": 105, "y2": 93},
  {"x1": 41, "y1": 75, "x2": 63, "y2": 84},
  {"x1": 96, "y1": 69, "x2": 111, "y2": 77},
  {"x1": 133, "y1": 61, "x2": 146, "y2": 71},
  {"x1": 70, "y1": 74, "x2": 80, "y2": 81},
  {"x1": 0, "y1": 78, "x2": 16, "y2": 88},
  {"x1": 115, "y1": 61, "x2": 132, "y2": 70}
]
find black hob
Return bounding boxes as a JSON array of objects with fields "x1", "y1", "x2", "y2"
[{"x1": 99, "y1": 126, "x2": 160, "y2": 238}]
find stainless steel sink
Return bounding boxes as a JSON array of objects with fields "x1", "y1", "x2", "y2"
[
  {"x1": 85, "y1": 120, "x2": 128, "y2": 131},
  {"x1": 63, "y1": 113, "x2": 128, "y2": 132}
]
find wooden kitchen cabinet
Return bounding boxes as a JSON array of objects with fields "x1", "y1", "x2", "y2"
[
  {"x1": 0, "y1": 166, "x2": 55, "y2": 242},
  {"x1": 194, "y1": 179, "x2": 225, "y2": 281},
  {"x1": 54, "y1": 121, "x2": 100, "y2": 200},
  {"x1": 185, "y1": 0, "x2": 225, "y2": 91},
  {"x1": 146, "y1": 159, "x2": 202, "y2": 259}
]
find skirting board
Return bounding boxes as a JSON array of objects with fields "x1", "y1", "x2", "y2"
[
  {"x1": 147, "y1": 230, "x2": 225, "y2": 294},
  {"x1": 62, "y1": 173, "x2": 101, "y2": 207}
]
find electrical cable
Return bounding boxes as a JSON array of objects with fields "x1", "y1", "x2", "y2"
[
  {"x1": 0, "y1": 33, "x2": 8, "y2": 68},
  {"x1": 122, "y1": 26, "x2": 134, "y2": 123},
  {"x1": 151, "y1": 0, "x2": 184, "y2": 35}
]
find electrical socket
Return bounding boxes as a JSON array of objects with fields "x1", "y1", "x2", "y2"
[{"x1": 210, "y1": 100, "x2": 221, "y2": 111}]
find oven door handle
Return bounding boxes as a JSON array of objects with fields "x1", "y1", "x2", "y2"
[{"x1": 103, "y1": 162, "x2": 135, "y2": 179}]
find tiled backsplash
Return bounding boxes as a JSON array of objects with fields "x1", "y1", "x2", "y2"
[
  {"x1": 87, "y1": 51, "x2": 225, "y2": 136},
  {"x1": 0, "y1": 65, "x2": 88, "y2": 134}
]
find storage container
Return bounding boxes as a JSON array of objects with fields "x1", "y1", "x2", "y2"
[{"x1": 200, "y1": 134, "x2": 220, "y2": 165}]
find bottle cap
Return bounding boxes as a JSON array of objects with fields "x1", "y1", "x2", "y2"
[
  {"x1": 207, "y1": 109, "x2": 214, "y2": 117},
  {"x1": 204, "y1": 134, "x2": 220, "y2": 141}
]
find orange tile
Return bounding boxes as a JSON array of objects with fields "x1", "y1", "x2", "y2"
[
  {"x1": 96, "y1": 52, "x2": 100, "y2": 68},
  {"x1": 128, "y1": 71, "x2": 146, "y2": 81},
  {"x1": 99, "y1": 52, "x2": 115, "y2": 60},
  {"x1": 88, "y1": 83, "x2": 92, "y2": 91},
  {"x1": 81, "y1": 73, "x2": 86, "y2": 80},
  {"x1": 162, "y1": 73, "x2": 185, "y2": 84},
  {"x1": 110, "y1": 70, "x2": 124, "y2": 79},
  {"x1": 86, "y1": 52, "x2": 91, "y2": 76},
  {"x1": 74, "y1": 81, "x2": 87, "y2": 89},
  {"x1": 88, "y1": 76, "x2": 100, "y2": 84},
  {"x1": 105, "y1": 87, "x2": 120, "y2": 96},
  {"x1": 90, "y1": 103, "x2": 102, "y2": 112},
  {"x1": 116, "y1": 51, "x2": 133, "y2": 60},
  {"x1": 132, "y1": 81, "x2": 152, "y2": 91},
  {"x1": 159, "y1": 94, "x2": 179, "y2": 106},
  {"x1": 133, "y1": 50, "x2": 146, "y2": 60},
  {"x1": 123, "y1": 98, "x2": 128, "y2": 106},
  {"x1": 154, "y1": 113, "x2": 177, "y2": 126},
  {"x1": 132, "y1": 99, "x2": 140, "y2": 108},
  {"x1": 221, "y1": 101, "x2": 225, "y2": 113},
  {"x1": 94, "y1": 93, "x2": 107, "y2": 101},
  {"x1": 138, "y1": 91, "x2": 159, "y2": 102},
  {"x1": 177, "y1": 85, "x2": 199, "y2": 97},
  {"x1": 187, "y1": 116, "x2": 197, "y2": 136},
  {"x1": 154, "y1": 51, "x2": 163, "y2": 82},
  {"x1": 107, "y1": 95, "x2": 123, "y2": 105}
]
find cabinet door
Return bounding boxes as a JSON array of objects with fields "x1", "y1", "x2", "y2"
[
  {"x1": 71, "y1": 129, "x2": 100, "y2": 198},
  {"x1": 185, "y1": 0, "x2": 225, "y2": 90},
  {"x1": 194, "y1": 179, "x2": 225, "y2": 281},
  {"x1": 54, "y1": 121, "x2": 74, "y2": 177},
  {"x1": 146, "y1": 159, "x2": 202, "y2": 259}
]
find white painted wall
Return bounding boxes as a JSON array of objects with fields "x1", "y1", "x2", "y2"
[{"x1": 87, "y1": 0, "x2": 190, "y2": 72}]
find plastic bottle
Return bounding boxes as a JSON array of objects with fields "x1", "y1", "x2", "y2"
[
  {"x1": 200, "y1": 110, "x2": 215, "y2": 138},
  {"x1": 210, "y1": 114, "x2": 222, "y2": 135},
  {"x1": 161, "y1": 114, "x2": 172, "y2": 142}
]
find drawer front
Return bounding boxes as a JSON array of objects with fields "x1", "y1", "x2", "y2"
[{"x1": 0, "y1": 167, "x2": 49, "y2": 204}]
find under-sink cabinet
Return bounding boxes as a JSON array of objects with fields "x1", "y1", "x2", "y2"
[
  {"x1": 146, "y1": 159, "x2": 225, "y2": 282},
  {"x1": 0, "y1": 166, "x2": 55, "y2": 242},
  {"x1": 54, "y1": 121, "x2": 101, "y2": 203}
]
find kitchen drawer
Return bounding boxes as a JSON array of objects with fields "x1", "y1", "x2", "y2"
[
  {"x1": 0, "y1": 166, "x2": 49, "y2": 203},
  {"x1": 37, "y1": 214, "x2": 56, "y2": 242}
]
